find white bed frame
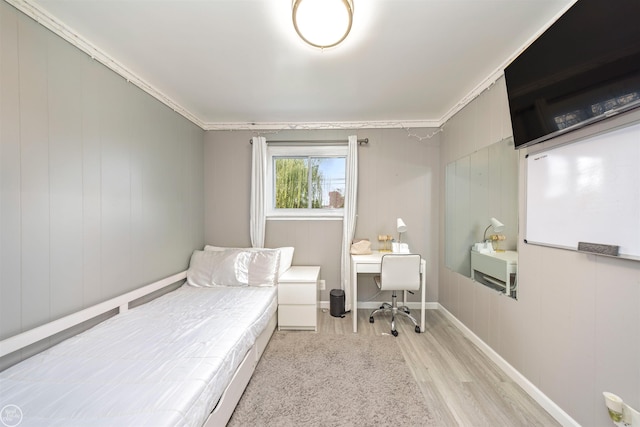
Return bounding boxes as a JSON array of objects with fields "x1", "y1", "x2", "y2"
[{"x1": 0, "y1": 271, "x2": 277, "y2": 426}]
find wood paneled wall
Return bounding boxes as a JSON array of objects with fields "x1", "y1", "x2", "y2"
[
  {"x1": 0, "y1": 2, "x2": 205, "y2": 343},
  {"x1": 439, "y1": 76, "x2": 640, "y2": 426},
  {"x1": 204, "y1": 128, "x2": 440, "y2": 303}
]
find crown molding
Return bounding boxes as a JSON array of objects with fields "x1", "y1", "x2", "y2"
[
  {"x1": 439, "y1": 69, "x2": 505, "y2": 125},
  {"x1": 203, "y1": 120, "x2": 442, "y2": 131},
  {"x1": 5, "y1": 0, "x2": 444, "y2": 132},
  {"x1": 440, "y1": 0, "x2": 578, "y2": 125},
  {"x1": 9, "y1": 0, "x2": 577, "y2": 133},
  {"x1": 7, "y1": 0, "x2": 207, "y2": 129}
]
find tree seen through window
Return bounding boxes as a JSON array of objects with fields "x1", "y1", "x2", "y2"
[{"x1": 274, "y1": 157, "x2": 345, "y2": 209}]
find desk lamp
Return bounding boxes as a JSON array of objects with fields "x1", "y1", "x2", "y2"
[
  {"x1": 397, "y1": 218, "x2": 407, "y2": 243},
  {"x1": 483, "y1": 217, "x2": 505, "y2": 242}
]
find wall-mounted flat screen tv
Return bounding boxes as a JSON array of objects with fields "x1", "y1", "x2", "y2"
[{"x1": 504, "y1": 0, "x2": 640, "y2": 149}]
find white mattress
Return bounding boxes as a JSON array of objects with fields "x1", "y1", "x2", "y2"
[{"x1": 0, "y1": 284, "x2": 277, "y2": 426}]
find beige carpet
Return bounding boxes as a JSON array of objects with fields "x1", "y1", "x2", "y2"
[{"x1": 228, "y1": 331, "x2": 434, "y2": 426}]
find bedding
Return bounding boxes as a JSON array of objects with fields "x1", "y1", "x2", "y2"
[
  {"x1": 188, "y1": 248, "x2": 281, "y2": 288},
  {"x1": 0, "y1": 284, "x2": 277, "y2": 426},
  {"x1": 204, "y1": 245, "x2": 294, "y2": 275}
]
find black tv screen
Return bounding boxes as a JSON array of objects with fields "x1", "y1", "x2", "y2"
[{"x1": 504, "y1": 0, "x2": 640, "y2": 149}]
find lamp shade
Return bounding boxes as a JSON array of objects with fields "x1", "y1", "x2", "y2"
[
  {"x1": 396, "y1": 218, "x2": 407, "y2": 233},
  {"x1": 490, "y1": 217, "x2": 505, "y2": 233},
  {"x1": 483, "y1": 217, "x2": 505, "y2": 241},
  {"x1": 292, "y1": 0, "x2": 354, "y2": 49}
]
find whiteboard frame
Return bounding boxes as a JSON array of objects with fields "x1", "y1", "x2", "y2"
[{"x1": 523, "y1": 109, "x2": 640, "y2": 262}]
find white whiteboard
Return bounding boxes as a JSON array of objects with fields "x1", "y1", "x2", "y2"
[{"x1": 525, "y1": 121, "x2": 640, "y2": 259}]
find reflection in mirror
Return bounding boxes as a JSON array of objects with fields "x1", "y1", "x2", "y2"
[{"x1": 445, "y1": 137, "x2": 519, "y2": 298}]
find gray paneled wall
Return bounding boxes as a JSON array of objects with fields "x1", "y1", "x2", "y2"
[
  {"x1": 204, "y1": 128, "x2": 440, "y2": 303},
  {"x1": 0, "y1": 1, "x2": 205, "y2": 341},
  {"x1": 439, "y1": 76, "x2": 640, "y2": 426}
]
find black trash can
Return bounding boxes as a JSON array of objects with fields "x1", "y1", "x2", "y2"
[{"x1": 330, "y1": 289, "x2": 345, "y2": 318}]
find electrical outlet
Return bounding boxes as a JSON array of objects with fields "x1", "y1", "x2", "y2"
[{"x1": 318, "y1": 279, "x2": 326, "y2": 290}]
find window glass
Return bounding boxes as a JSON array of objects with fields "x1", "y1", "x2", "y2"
[{"x1": 267, "y1": 145, "x2": 347, "y2": 218}]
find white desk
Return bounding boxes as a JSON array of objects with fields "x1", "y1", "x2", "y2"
[
  {"x1": 470, "y1": 250, "x2": 517, "y2": 295},
  {"x1": 350, "y1": 251, "x2": 426, "y2": 333}
]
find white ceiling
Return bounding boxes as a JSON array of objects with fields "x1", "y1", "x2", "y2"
[{"x1": 22, "y1": 0, "x2": 575, "y2": 130}]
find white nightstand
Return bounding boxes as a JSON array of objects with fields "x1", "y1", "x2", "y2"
[{"x1": 277, "y1": 266, "x2": 320, "y2": 331}]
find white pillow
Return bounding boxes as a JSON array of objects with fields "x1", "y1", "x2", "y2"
[
  {"x1": 203, "y1": 245, "x2": 227, "y2": 252},
  {"x1": 247, "y1": 249, "x2": 281, "y2": 287},
  {"x1": 187, "y1": 249, "x2": 252, "y2": 287},
  {"x1": 203, "y1": 245, "x2": 295, "y2": 277},
  {"x1": 210, "y1": 249, "x2": 251, "y2": 287},
  {"x1": 186, "y1": 250, "x2": 218, "y2": 287},
  {"x1": 277, "y1": 247, "x2": 295, "y2": 274}
]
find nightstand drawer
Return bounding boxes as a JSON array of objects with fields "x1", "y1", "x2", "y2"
[
  {"x1": 278, "y1": 305, "x2": 316, "y2": 329},
  {"x1": 278, "y1": 283, "x2": 316, "y2": 304}
]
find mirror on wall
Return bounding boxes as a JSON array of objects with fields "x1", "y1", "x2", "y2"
[{"x1": 445, "y1": 137, "x2": 519, "y2": 298}]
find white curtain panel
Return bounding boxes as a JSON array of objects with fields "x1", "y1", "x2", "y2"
[
  {"x1": 341, "y1": 135, "x2": 358, "y2": 312},
  {"x1": 250, "y1": 136, "x2": 267, "y2": 248}
]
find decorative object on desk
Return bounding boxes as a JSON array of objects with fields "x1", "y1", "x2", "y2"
[
  {"x1": 350, "y1": 239, "x2": 372, "y2": 255},
  {"x1": 397, "y1": 218, "x2": 407, "y2": 242},
  {"x1": 377, "y1": 235, "x2": 393, "y2": 252},
  {"x1": 473, "y1": 241, "x2": 494, "y2": 254},
  {"x1": 483, "y1": 217, "x2": 505, "y2": 242},
  {"x1": 391, "y1": 242, "x2": 410, "y2": 253},
  {"x1": 489, "y1": 234, "x2": 506, "y2": 252}
]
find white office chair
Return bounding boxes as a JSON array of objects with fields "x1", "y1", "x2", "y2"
[{"x1": 369, "y1": 253, "x2": 422, "y2": 336}]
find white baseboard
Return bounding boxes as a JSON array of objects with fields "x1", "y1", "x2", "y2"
[{"x1": 437, "y1": 304, "x2": 580, "y2": 427}]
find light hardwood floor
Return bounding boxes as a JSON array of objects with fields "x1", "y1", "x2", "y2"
[{"x1": 316, "y1": 307, "x2": 561, "y2": 426}]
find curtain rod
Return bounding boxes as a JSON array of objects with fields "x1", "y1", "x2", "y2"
[{"x1": 249, "y1": 138, "x2": 368, "y2": 145}]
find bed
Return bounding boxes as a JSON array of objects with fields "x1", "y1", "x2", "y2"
[{"x1": 0, "y1": 246, "x2": 293, "y2": 426}]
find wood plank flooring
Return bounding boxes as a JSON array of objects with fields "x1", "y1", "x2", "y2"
[{"x1": 316, "y1": 307, "x2": 560, "y2": 426}]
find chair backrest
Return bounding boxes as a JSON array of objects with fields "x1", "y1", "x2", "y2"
[{"x1": 379, "y1": 254, "x2": 421, "y2": 291}]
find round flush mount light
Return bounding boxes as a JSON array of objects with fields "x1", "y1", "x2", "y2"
[{"x1": 292, "y1": 0, "x2": 354, "y2": 49}]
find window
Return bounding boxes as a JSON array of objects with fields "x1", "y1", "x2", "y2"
[{"x1": 267, "y1": 144, "x2": 347, "y2": 218}]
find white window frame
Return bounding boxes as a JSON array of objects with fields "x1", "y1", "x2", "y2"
[{"x1": 266, "y1": 144, "x2": 348, "y2": 219}]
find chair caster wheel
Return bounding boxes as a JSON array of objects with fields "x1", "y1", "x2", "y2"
[
  {"x1": 415, "y1": 325, "x2": 421, "y2": 333},
  {"x1": 369, "y1": 317, "x2": 374, "y2": 323},
  {"x1": 391, "y1": 330, "x2": 398, "y2": 337}
]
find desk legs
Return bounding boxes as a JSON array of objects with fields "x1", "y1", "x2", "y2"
[
  {"x1": 351, "y1": 261, "x2": 358, "y2": 333},
  {"x1": 420, "y1": 271, "x2": 425, "y2": 333}
]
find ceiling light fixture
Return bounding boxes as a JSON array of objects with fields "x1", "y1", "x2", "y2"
[{"x1": 292, "y1": 0, "x2": 354, "y2": 49}]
